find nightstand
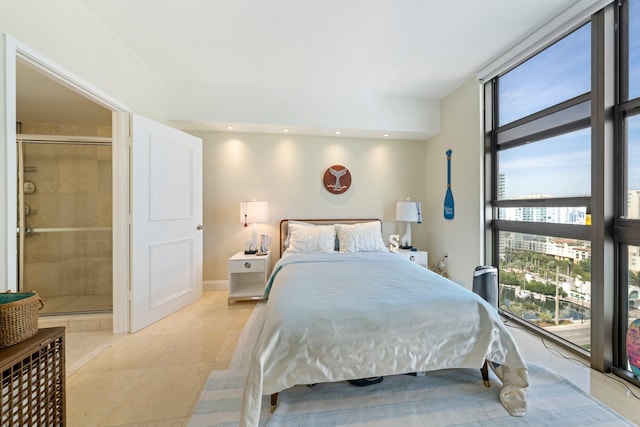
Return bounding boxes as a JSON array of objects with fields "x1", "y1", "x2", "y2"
[
  {"x1": 228, "y1": 251, "x2": 272, "y2": 304},
  {"x1": 396, "y1": 249, "x2": 428, "y2": 268}
]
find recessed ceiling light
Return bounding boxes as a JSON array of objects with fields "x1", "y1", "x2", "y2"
[
  {"x1": 335, "y1": 131, "x2": 341, "y2": 135},
  {"x1": 282, "y1": 128, "x2": 289, "y2": 132},
  {"x1": 226, "y1": 126, "x2": 234, "y2": 130},
  {"x1": 383, "y1": 133, "x2": 390, "y2": 137}
]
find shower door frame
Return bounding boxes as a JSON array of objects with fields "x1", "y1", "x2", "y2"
[{"x1": 16, "y1": 135, "x2": 113, "y2": 308}]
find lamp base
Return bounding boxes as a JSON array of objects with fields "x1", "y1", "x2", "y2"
[
  {"x1": 244, "y1": 250, "x2": 258, "y2": 255},
  {"x1": 399, "y1": 245, "x2": 413, "y2": 250}
]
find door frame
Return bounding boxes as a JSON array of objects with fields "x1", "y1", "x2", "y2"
[{"x1": 4, "y1": 35, "x2": 131, "y2": 333}]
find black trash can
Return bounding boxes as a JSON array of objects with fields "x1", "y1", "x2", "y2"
[{"x1": 472, "y1": 265, "x2": 498, "y2": 310}]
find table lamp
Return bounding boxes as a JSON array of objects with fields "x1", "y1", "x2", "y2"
[
  {"x1": 395, "y1": 200, "x2": 422, "y2": 249},
  {"x1": 240, "y1": 200, "x2": 269, "y2": 254}
]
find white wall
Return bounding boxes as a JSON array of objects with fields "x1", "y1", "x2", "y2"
[
  {"x1": 0, "y1": 0, "x2": 166, "y2": 120},
  {"x1": 0, "y1": 0, "x2": 484, "y2": 292},
  {"x1": 0, "y1": 0, "x2": 168, "y2": 290},
  {"x1": 424, "y1": 78, "x2": 484, "y2": 289},
  {"x1": 194, "y1": 131, "x2": 427, "y2": 281}
]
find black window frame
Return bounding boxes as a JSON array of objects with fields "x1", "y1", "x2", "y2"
[
  {"x1": 486, "y1": 8, "x2": 618, "y2": 371},
  {"x1": 487, "y1": 1, "x2": 640, "y2": 387},
  {"x1": 612, "y1": 0, "x2": 640, "y2": 389}
]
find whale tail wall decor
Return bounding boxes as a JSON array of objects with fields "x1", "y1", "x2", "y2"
[
  {"x1": 444, "y1": 149, "x2": 454, "y2": 220},
  {"x1": 329, "y1": 167, "x2": 347, "y2": 190}
]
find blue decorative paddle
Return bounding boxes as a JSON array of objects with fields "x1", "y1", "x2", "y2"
[{"x1": 444, "y1": 149, "x2": 454, "y2": 220}]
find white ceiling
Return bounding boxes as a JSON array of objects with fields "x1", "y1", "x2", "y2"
[
  {"x1": 17, "y1": 0, "x2": 586, "y2": 139},
  {"x1": 16, "y1": 61, "x2": 112, "y2": 127}
]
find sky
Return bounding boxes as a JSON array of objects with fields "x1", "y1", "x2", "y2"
[
  {"x1": 498, "y1": 24, "x2": 591, "y2": 127},
  {"x1": 497, "y1": 3, "x2": 640, "y2": 199},
  {"x1": 499, "y1": 129, "x2": 590, "y2": 199}
]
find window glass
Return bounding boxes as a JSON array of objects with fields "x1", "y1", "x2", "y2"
[
  {"x1": 626, "y1": 245, "x2": 640, "y2": 375},
  {"x1": 498, "y1": 207, "x2": 587, "y2": 224},
  {"x1": 498, "y1": 24, "x2": 591, "y2": 126},
  {"x1": 498, "y1": 231, "x2": 591, "y2": 350},
  {"x1": 627, "y1": 115, "x2": 640, "y2": 219},
  {"x1": 629, "y1": 0, "x2": 640, "y2": 100},
  {"x1": 497, "y1": 128, "x2": 591, "y2": 200}
]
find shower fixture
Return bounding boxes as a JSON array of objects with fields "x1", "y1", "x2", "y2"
[{"x1": 23, "y1": 181, "x2": 35, "y2": 194}]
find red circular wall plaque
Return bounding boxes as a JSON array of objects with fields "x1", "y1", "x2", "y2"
[{"x1": 323, "y1": 165, "x2": 351, "y2": 194}]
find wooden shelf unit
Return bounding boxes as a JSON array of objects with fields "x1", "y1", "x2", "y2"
[{"x1": 1, "y1": 327, "x2": 66, "y2": 426}]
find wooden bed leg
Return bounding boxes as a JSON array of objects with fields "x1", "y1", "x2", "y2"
[
  {"x1": 480, "y1": 360, "x2": 490, "y2": 388},
  {"x1": 270, "y1": 393, "x2": 279, "y2": 412}
]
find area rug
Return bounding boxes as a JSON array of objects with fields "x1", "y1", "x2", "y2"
[{"x1": 189, "y1": 304, "x2": 634, "y2": 427}]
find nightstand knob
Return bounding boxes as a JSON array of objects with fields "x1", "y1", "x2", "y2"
[
  {"x1": 244, "y1": 262, "x2": 252, "y2": 269},
  {"x1": 410, "y1": 255, "x2": 416, "y2": 261}
]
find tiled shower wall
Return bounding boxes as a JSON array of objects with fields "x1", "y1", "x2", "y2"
[{"x1": 20, "y1": 123, "x2": 112, "y2": 300}]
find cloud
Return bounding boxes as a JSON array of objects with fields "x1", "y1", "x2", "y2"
[{"x1": 500, "y1": 129, "x2": 590, "y2": 198}]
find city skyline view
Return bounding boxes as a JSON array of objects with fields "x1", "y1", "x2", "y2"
[{"x1": 494, "y1": 0, "x2": 640, "y2": 373}]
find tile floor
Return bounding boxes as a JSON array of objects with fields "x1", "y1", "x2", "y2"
[
  {"x1": 65, "y1": 291, "x2": 254, "y2": 426},
  {"x1": 63, "y1": 291, "x2": 640, "y2": 426}
]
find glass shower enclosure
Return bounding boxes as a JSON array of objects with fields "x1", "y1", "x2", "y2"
[{"x1": 16, "y1": 134, "x2": 113, "y2": 315}]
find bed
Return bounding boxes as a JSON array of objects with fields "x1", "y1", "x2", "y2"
[{"x1": 239, "y1": 219, "x2": 528, "y2": 427}]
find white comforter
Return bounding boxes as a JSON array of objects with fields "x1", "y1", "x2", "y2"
[{"x1": 239, "y1": 252, "x2": 528, "y2": 427}]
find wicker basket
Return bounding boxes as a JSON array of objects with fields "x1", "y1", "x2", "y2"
[{"x1": 0, "y1": 292, "x2": 44, "y2": 348}]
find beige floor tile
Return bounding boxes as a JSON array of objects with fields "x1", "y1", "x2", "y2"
[
  {"x1": 63, "y1": 291, "x2": 640, "y2": 426},
  {"x1": 65, "y1": 330, "x2": 118, "y2": 375},
  {"x1": 114, "y1": 419, "x2": 189, "y2": 427},
  {"x1": 146, "y1": 329, "x2": 226, "y2": 367},
  {"x1": 508, "y1": 322, "x2": 640, "y2": 425},
  {"x1": 590, "y1": 370, "x2": 640, "y2": 425},
  {"x1": 66, "y1": 368, "x2": 149, "y2": 426},
  {"x1": 77, "y1": 333, "x2": 167, "y2": 372},
  {"x1": 102, "y1": 364, "x2": 212, "y2": 425},
  {"x1": 65, "y1": 291, "x2": 251, "y2": 426}
]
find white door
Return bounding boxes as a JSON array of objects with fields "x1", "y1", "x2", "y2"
[{"x1": 131, "y1": 114, "x2": 203, "y2": 332}]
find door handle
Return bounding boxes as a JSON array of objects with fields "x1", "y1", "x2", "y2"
[{"x1": 197, "y1": 224, "x2": 204, "y2": 230}]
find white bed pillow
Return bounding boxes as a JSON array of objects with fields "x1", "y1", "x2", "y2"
[
  {"x1": 287, "y1": 224, "x2": 337, "y2": 253},
  {"x1": 335, "y1": 222, "x2": 388, "y2": 253},
  {"x1": 283, "y1": 220, "x2": 314, "y2": 249}
]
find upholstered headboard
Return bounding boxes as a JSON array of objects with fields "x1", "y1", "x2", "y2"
[{"x1": 279, "y1": 218, "x2": 381, "y2": 256}]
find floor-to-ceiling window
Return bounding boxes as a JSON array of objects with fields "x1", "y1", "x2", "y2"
[
  {"x1": 487, "y1": 23, "x2": 593, "y2": 352},
  {"x1": 488, "y1": 0, "x2": 640, "y2": 387},
  {"x1": 614, "y1": 0, "x2": 640, "y2": 387}
]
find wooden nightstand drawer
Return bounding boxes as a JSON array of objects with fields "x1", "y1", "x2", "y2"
[{"x1": 229, "y1": 258, "x2": 265, "y2": 273}]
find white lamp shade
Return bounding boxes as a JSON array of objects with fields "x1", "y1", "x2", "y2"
[
  {"x1": 240, "y1": 201, "x2": 269, "y2": 224},
  {"x1": 395, "y1": 201, "x2": 422, "y2": 223}
]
